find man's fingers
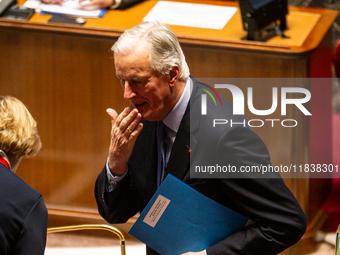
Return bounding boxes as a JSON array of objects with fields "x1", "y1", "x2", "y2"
[
  {"x1": 106, "y1": 108, "x2": 118, "y2": 123},
  {"x1": 118, "y1": 108, "x2": 140, "y2": 133},
  {"x1": 115, "y1": 107, "x2": 131, "y2": 127},
  {"x1": 108, "y1": 107, "x2": 142, "y2": 140},
  {"x1": 130, "y1": 123, "x2": 143, "y2": 142},
  {"x1": 124, "y1": 111, "x2": 141, "y2": 136},
  {"x1": 107, "y1": 107, "x2": 131, "y2": 129}
]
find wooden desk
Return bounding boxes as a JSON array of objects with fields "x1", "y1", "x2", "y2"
[{"x1": 0, "y1": 1, "x2": 337, "y2": 252}]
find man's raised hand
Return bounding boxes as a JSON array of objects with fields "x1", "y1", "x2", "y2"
[{"x1": 107, "y1": 107, "x2": 143, "y2": 176}]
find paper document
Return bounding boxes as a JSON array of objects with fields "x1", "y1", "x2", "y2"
[
  {"x1": 129, "y1": 174, "x2": 249, "y2": 255},
  {"x1": 143, "y1": 1, "x2": 237, "y2": 30},
  {"x1": 24, "y1": 0, "x2": 106, "y2": 18}
]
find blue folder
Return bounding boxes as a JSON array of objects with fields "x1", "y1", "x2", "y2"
[{"x1": 128, "y1": 174, "x2": 249, "y2": 255}]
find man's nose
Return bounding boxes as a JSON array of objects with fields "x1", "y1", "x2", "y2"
[{"x1": 123, "y1": 82, "x2": 136, "y2": 100}]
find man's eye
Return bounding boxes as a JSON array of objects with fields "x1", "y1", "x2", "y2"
[{"x1": 132, "y1": 80, "x2": 142, "y2": 85}]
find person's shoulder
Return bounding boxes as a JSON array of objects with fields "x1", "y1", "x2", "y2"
[
  {"x1": 0, "y1": 164, "x2": 43, "y2": 204},
  {"x1": 0, "y1": 165, "x2": 47, "y2": 253}
]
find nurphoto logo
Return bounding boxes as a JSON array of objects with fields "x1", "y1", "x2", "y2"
[{"x1": 200, "y1": 83, "x2": 312, "y2": 128}]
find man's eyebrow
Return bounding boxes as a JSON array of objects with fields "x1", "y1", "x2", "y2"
[
  {"x1": 132, "y1": 76, "x2": 144, "y2": 81},
  {"x1": 115, "y1": 75, "x2": 148, "y2": 81}
]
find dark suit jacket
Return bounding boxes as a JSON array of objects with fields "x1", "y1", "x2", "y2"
[
  {"x1": 0, "y1": 163, "x2": 48, "y2": 255},
  {"x1": 95, "y1": 76, "x2": 307, "y2": 255}
]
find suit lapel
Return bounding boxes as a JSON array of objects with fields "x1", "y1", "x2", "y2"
[
  {"x1": 163, "y1": 77, "x2": 203, "y2": 181},
  {"x1": 164, "y1": 102, "x2": 190, "y2": 181},
  {"x1": 132, "y1": 120, "x2": 158, "y2": 195}
]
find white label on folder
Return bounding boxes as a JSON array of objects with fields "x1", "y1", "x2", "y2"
[{"x1": 143, "y1": 194, "x2": 170, "y2": 228}]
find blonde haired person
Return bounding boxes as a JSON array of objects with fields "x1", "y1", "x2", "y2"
[{"x1": 0, "y1": 96, "x2": 47, "y2": 255}]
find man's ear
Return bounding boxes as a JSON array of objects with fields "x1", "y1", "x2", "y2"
[{"x1": 169, "y1": 65, "x2": 180, "y2": 87}]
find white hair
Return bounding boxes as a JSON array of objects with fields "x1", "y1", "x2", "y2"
[{"x1": 112, "y1": 21, "x2": 190, "y2": 81}]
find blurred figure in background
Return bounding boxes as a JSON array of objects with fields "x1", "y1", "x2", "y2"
[
  {"x1": 41, "y1": 0, "x2": 142, "y2": 11},
  {"x1": 0, "y1": 95, "x2": 47, "y2": 255}
]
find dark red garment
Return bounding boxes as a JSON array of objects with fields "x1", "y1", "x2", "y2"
[{"x1": 0, "y1": 157, "x2": 10, "y2": 169}]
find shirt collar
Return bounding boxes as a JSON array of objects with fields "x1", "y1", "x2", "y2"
[
  {"x1": 0, "y1": 150, "x2": 11, "y2": 170},
  {"x1": 162, "y1": 76, "x2": 191, "y2": 133}
]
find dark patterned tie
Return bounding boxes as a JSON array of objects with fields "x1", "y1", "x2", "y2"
[{"x1": 157, "y1": 121, "x2": 167, "y2": 188}]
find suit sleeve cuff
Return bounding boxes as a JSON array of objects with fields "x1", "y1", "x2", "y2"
[{"x1": 106, "y1": 159, "x2": 127, "y2": 192}]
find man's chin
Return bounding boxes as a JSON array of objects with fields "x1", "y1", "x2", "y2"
[
  {"x1": 133, "y1": 106, "x2": 149, "y2": 120},
  {"x1": 132, "y1": 105, "x2": 161, "y2": 121},
  {"x1": 139, "y1": 112, "x2": 160, "y2": 122},
  {"x1": 139, "y1": 113, "x2": 152, "y2": 121}
]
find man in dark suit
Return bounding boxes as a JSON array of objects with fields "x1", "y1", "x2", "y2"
[{"x1": 95, "y1": 21, "x2": 307, "y2": 255}]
